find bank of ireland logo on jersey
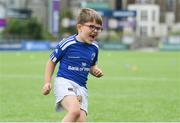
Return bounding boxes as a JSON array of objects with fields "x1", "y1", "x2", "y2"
[{"x1": 91, "y1": 52, "x2": 96, "y2": 61}]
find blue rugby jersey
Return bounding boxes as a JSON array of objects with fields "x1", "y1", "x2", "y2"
[{"x1": 50, "y1": 34, "x2": 99, "y2": 88}]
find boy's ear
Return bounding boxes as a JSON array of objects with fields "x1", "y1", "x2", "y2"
[{"x1": 77, "y1": 24, "x2": 82, "y2": 30}]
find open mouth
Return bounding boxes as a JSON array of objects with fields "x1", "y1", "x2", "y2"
[{"x1": 89, "y1": 34, "x2": 97, "y2": 39}]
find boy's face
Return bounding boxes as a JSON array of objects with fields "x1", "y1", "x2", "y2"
[{"x1": 77, "y1": 21, "x2": 103, "y2": 44}]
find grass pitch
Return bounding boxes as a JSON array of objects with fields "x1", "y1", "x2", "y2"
[{"x1": 0, "y1": 50, "x2": 179, "y2": 122}]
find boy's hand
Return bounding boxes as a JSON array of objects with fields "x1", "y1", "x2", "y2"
[
  {"x1": 90, "y1": 66, "x2": 104, "y2": 78},
  {"x1": 42, "y1": 83, "x2": 51, "y2": 95}
]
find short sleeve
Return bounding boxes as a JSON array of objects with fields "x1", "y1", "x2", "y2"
[
  {"x1": 91, "y1": 49, "x2": 98, "y2": 66},
  {"x1": 50, "y1": 38, "x2": 76, "y2": 63},
  {"x1": 91, "y1": 42, "x2": 99, "y2": 66},
  {"x1": 49, "y1": 43, "x2": 66, "y2": 63}
]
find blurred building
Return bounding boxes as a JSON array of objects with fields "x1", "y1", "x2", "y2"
[
  {"x1": 0, "y1": 0, "x2": 180, "y2": 38},
  {"x1": 121, "y1": 0, "x2": 180, "y2": 24},
  {"x1": 154, "y1": 0, "x2": 180, "y2": 22},
  {"x1": 128, "y1": 4, "x2": 160, "y2": 37},
  {"x1": 24, "y1": 0, "x2": 49, "y2": 30},
  {"x1": 60, "y1": 0, "x2": 180, "y2": 37},
  {"x1": 116, "y1": 0, "x2": 180, "y2": 37},
  {"x1": 0, "y1": 0, "x2": 49, "y2": 30}
]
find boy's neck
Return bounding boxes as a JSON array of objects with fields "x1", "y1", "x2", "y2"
[
  {"x1": 76, "y1": 34, "x2": 84, "y2": 43},
  {"x1": 76, "y1": 33, "x2": 92, "y2": 44}
]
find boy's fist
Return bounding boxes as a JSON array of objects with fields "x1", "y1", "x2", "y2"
[
  {"x1": 42, "y1": 83, "x2": 51, "y2": 95},
  {"x1": 90, "y1": 66, "x2": 104, "y2": 78}
]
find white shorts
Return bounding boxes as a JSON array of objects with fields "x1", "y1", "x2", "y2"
[{"x1": 54, "y1": 77, "x2": 88, "y2": 114}]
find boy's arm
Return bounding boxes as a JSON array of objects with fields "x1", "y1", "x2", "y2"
[
  {"x1": 90, "y1": 65, "x2": 104, "y2": 78},
  {"x1": 42, "y1": 59, "x2": 57, "y2": 95}
]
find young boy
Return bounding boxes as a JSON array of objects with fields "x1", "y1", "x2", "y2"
[{"x1": 42, "y1": 8, "x2": 103, "y2": 122}]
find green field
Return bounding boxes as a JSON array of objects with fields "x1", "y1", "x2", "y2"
[{"x1": 0, "y1": 51, "x2": 179, "y2": 122}]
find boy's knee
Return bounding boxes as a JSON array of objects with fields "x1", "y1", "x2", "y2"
[{"x1": 69, "y1": 109, "x2": 81, "y2": 118}]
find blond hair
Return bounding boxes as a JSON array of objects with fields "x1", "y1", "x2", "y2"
[{"x1": 77, "y1": 8, "x2": 102, "y2": 25}]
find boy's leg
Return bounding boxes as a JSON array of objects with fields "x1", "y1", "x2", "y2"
[
  {"x1": 61, "y1": 95, "x2": 81, "y2": 122},
  {"x1": 76, "y1": 110, "x2": 87, "y2": 122}
]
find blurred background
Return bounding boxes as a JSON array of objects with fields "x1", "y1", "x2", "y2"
[
  {"x1": 0, "y1": 0, "x2": 180, "y2": 122},
  {"x1": 0, "y1": 0, "x2": 180, "y2": 51}
]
